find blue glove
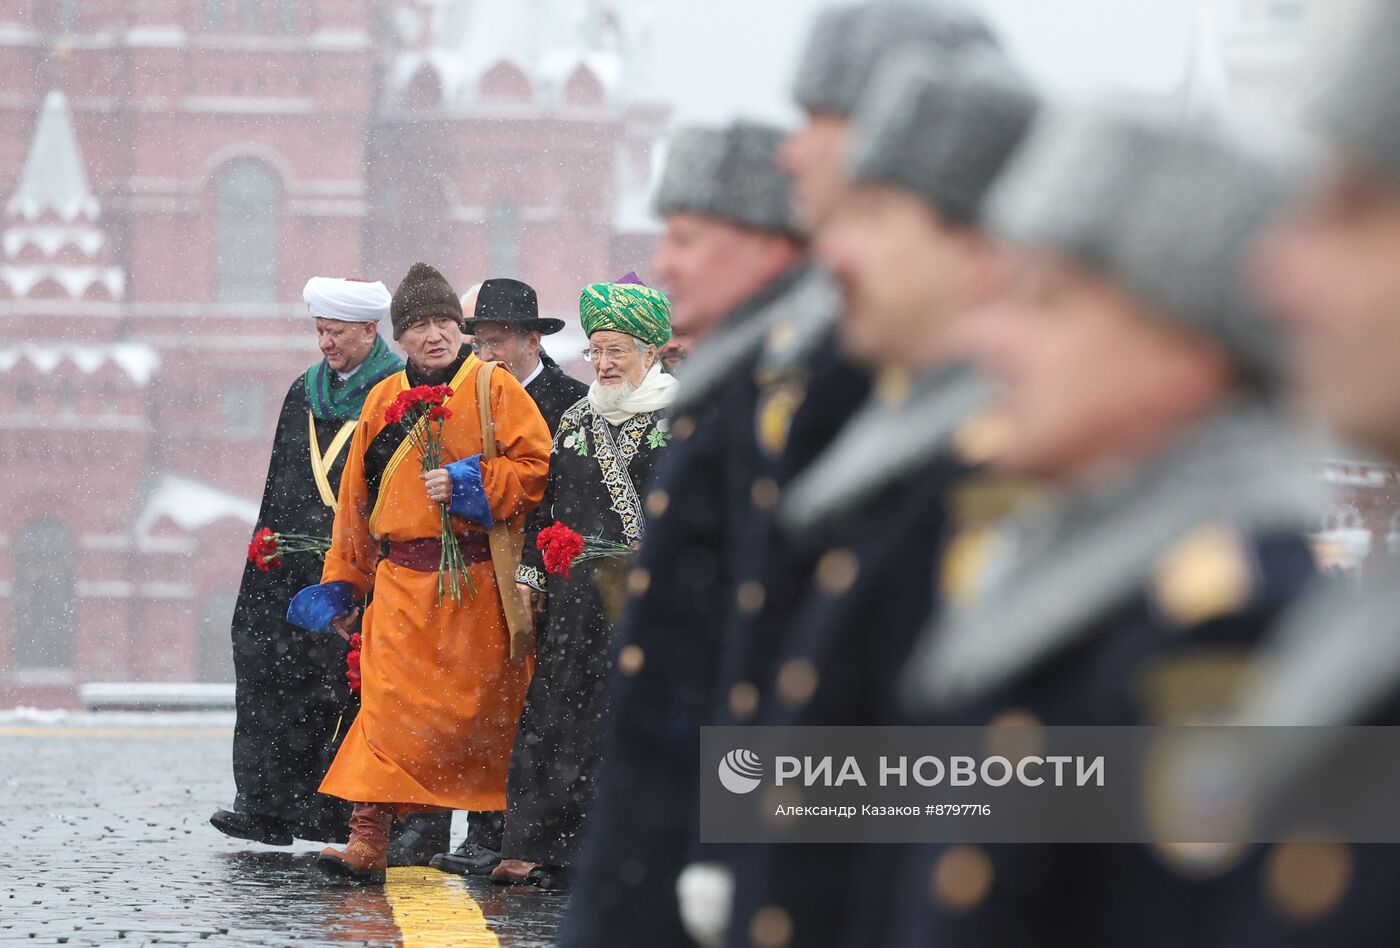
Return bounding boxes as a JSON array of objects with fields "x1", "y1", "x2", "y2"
[
  {"x1": 286, "y1": 581, "x2": 354, "y2": 634},
  {"x1": 445, "y1": 454, "x2": 495, "y2": 527}
]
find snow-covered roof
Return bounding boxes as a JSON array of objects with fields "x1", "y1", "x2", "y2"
[
  {"x1": 6, "y1": 91, "x2": 99, "y2": 223},
  {"x1": 135, "y1": 474, "x2": 259, "y2": 539},
  {"x1": 392, "y1": 0, "x2": 640, "y2": 107},
  {"x1": 0, "y1": 342, "x2": 160, "y2": 384}
]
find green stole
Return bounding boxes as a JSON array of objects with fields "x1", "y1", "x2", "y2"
[{"x1": 303, "y1": 334, "x2": 404, "y2": 422}]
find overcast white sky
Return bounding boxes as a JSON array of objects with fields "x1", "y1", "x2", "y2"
[{"x1": 647, "y1": 0, "x2": 1198, "y2": 123}]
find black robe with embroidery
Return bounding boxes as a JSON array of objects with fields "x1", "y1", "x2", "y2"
[
  {"x1": 504, "y1": 398, "x2": 671, "y2": 866},
  {"x1": 229, "y1": 378, "x2": 358, "y2": 840}
]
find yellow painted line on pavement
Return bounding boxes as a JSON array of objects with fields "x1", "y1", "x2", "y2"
[
  {"x1": 0, "y1": 726, "x2": 233, "y2": 739},
  {"x1": 385, "y1": 866, "x2": 500, "y2": 947}
]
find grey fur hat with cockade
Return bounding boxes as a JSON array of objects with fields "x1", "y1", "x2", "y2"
[
  {"x1": 985, "y1": 105, "x2": 1311, "y2": 388},
  {"x1": 652, "y1": 120, "x2": 799, "y2": 238},
  {"x1": 793, "y1": 0, "x2": 999, "y2": 117},
  {"x1": 1310, "y1": 0, "x2": 1400, "y2": 181},
  {"x1": 850, "y1": 47, "x2": 1038, "y2": 225}
]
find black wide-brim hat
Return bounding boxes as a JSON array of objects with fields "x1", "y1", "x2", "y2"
[{"x1": 463, "y1": 278, "x2": 565, "y2": 335}]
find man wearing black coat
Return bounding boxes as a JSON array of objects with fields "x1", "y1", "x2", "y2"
[
  {"x1": 465, "y1": 278, "x2": 588, "y2": 435},
  {"x1": 211, "y1": 276, "x2": 402, "y2": 847}
]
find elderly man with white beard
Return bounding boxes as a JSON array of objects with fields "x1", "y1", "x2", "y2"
[{"x1": 492, "y1": 276, "x2": 678, "y2": 891}]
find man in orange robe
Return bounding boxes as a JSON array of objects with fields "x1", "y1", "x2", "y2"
[{"x1": 287, "y1": 262, "x2": 550, "y2": 883}]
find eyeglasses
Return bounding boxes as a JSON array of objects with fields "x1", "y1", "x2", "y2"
[
  {"x1": 473, "y1": 334, "x2": 522, "y2": 352},
  {"x1": 581, "y1": 345, "x2": 638, "y2": 363}
]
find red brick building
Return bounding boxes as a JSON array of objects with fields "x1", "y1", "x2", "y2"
[{"x1": 0, "y1": 0, "x2": 667, "y2": 707}]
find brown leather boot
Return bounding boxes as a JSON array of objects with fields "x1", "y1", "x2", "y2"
[{"x1": 317, "y1": 803, "x2": 393, "y2": 883}]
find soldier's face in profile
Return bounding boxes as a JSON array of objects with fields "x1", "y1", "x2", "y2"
[
  {"x1": 964, "y1": 254, "x2": 1233, "y2": 481},
  {"x1": 1253, "y1": 162, "x2": 1400, "y2": 458},
  {"x1": 652, "y1": 212, "x2": 798, "y2": 342},
  {"x1": 779, "y1": 113, "x2": 852, "y2": 234},
  {"x1": 819, "y1": 184, "x2": 1004, "y2": 371}
]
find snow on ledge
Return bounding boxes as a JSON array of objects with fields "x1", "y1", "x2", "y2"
[
  {"x1": 135, "y1": 474, "x2": 259, "y2": 539},
  {"x1": 0, "y1": 341, "x2": 159, "y2": 384},
  {"x1": 3, "y1": 701, "x2": 236, "y2": 722}
]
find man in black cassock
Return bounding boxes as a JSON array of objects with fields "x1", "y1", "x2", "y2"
[
  {"x1": 430, "y1": 276, "x2": 590, "y2": 878},
  {"x1": 211, "y1": 276, "x2": 402, "y2": 847}
]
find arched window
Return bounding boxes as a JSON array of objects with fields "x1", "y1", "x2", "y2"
[
  {"x1": 239, "y1": 0, "x2": 263, "y2": 32},
  {"x1": 488, "y1": 202, "x2": 523, "y2": 277},
  {"x1": 563, "y1": 65, "x2": 606, "y2": 107},
  {"x1": 404, "y1": 64, "x2": 444, "y2": 111},
  {"x1": 206, "y1": 0, "x2": 226, "y2": 31},
  {"x1": 58, "y1": 0, "x2": 79, "y2": 33},
  {"x1": 12, "y1": 518, "x2": 76, "y2": 671},
  {"x1": 478, "y1": 62, "x2": 533, "y2": 102},
  {"x1": 215, "y1": 160, "x2": 279, "y2": 303},
  {"x1": 198, "y1": 592, "x2": 238, "y2": 682},
  {"x1": 278, "y1": 0, "x2": 298, "y2": 33}
]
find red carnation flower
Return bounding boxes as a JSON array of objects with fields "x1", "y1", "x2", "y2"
[
  {"x1": 386, "y1": 385, "x2": 452, "y2": 427},
  {"x1": 346, "y1": 632, "x2": 362, "y2": 695},
  {"x1": 428, "y1": 405, "x2": 452, "y2": 423},
  {"x1": 537, "y1": 521, "x2": 587, "y2": 578},
  {"x1": 247, "y1": 527, "x2": 282, "y2": 571}
]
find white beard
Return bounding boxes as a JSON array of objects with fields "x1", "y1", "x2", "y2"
[{"x1": 590, "y1": 378, "x2": 639, "y2": 417}]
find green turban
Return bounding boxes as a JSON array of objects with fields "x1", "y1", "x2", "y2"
[{"x1": 579, "y1": 279, "x2": 673, "y2": 348}]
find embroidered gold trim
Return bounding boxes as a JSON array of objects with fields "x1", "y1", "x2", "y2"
[{"x1": 590, "y1": 410, "x2": 655, "y2": 545}]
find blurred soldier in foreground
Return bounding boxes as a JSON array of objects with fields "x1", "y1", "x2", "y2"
[
  {"x1": 559, "y1": 120, "x2": 805, "y2": 947},
  {"x1": 669, "y1": 6, "x2": 1003, "y2": 944},
  {"x1": 1227, "y1": 0, "x2": 1400, "y2": 940},
  {"x1": 286, "y1": 263, "x2": 550, "y2": 884},
  {"x1": 878, "y1": 108, "x2": 1319, "y2": 946},
  {"x1": 705, "y1": 46, "x2": 1038, "y2": 948},
  {"x1": 492, "y1": 278, "x2": 676, "y2": 891},
  {"x1": 212, "y1": 277, "x2": 402, "y2": 848}
]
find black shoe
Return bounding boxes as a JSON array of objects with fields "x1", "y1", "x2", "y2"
[
  {"x1": 210, "y1": 809, "x2": 294, "y2": 846},
  {"x1": 525, "y1": 864, "x2": 571, "y2": 891},
  {"x1": 387, "y1": 812, "x2": 452, "y2": 867},
  {"x1": 316, "y1": 852, "x2": 386, "y2": 885},
  {"x1": 430, "y1": 839, "x2": 503, "y2": 876}
]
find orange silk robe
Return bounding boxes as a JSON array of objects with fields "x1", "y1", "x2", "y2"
[{"x1": 318, "y1": 354, "x2": 550, "y2": 809}]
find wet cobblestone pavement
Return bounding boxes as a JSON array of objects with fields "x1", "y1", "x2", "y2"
[{"x1": 0, "y1": 714, "x2": 567, "y2": 946}]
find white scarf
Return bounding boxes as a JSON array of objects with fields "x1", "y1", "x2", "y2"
[{"x1": 589, "y1": 361, "x2": 678, "y2": 425}]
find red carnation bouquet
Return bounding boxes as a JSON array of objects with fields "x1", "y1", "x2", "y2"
[
  {"x1": 346, "y1": 632, "x2": 362, "y2": 695},
  {"x1": 247, "y1": 527, "x2": 331, "y2": 572},
  {"x1": 385, "y1": 384, "x2": 473, "y2": 601},
  {"x1": 536, "y1": 521, "x2": 636, "y2": 579}
]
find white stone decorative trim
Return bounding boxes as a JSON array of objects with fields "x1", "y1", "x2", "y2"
[
  {"x1": 76, "y1": 581, "x2": 135, "y2": 598},
  {"x1": 124, "y1": 27, "x2": 188, "y2": 48},
  {"x1": 286, "y1": 199, "x2": 367, "y2": 217},
  {"x1": 141, "y1": 582, "x2": 195, "y2": 600},
  {"x1": 309, "y1": 30, "x2": 370, "y2": 51},
  {"x1": 79, "y1": 535, "x2": 131, "y2": 552}
]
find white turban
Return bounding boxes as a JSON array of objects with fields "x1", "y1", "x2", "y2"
[{"x1": 303, "y1": 277, "x2": 391, "y2": 323}]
